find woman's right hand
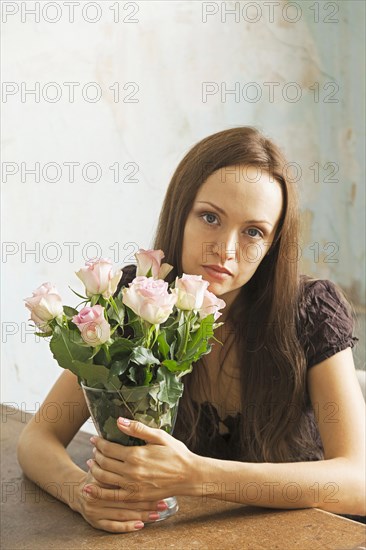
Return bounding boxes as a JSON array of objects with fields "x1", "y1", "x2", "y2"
[{"x1": 72, "y1": 470, "x2": 168, "y2": 533}]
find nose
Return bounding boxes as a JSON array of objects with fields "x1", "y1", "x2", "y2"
[{"x1": 217, "y1": 229, "x2": 240, "y2": 264}]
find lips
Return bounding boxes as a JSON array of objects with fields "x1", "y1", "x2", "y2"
[{"x1": 203, "y1": 265, "x2": 233, "y2": 276}]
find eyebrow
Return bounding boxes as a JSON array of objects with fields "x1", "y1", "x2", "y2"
[{"x1": 195, "y1": 201, "x2": 274, "y2": 227}]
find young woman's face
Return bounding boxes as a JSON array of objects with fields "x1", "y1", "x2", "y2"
[{"x1": 181, "y1": 165, "x2": 283, "y2": 312}]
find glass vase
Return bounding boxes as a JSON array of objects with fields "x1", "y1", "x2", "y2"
[{"x1": 81, "y1": 382, "x2": 179, "y2": 521}]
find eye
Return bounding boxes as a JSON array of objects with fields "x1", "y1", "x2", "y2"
[
  {"x1": 200, "y1": 212, "x2": 219, "y2": 225},
  {"x1": 246, "y1": 228, "x2": 263, "y2": 239}
]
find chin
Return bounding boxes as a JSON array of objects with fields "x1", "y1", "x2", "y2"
[{"x1": 207, "y1": 282, "x2": 228, "y2": 296}]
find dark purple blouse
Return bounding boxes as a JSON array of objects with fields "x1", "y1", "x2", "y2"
[
  {"x1": 118, "y1": 264, "x2": 358, "y2": 372},
  {"x1": 117, "y1": 265, "x2": 359, "y2": 461},
  {"x1": 297, "y1": 277, "x2": 358, "y2": 369},
  {"x1": 117, "y1": 265, "x2": 364, "y2": 523}
]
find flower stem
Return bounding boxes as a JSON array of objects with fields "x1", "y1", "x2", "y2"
[
  {"x1": 103, "y1": 344, "x2": 111, "y2": 364},
  {"x1": 177, "y1": 310, "x2": 192, "y2": 361},
  {"x1": 150, "y1": 324, "x2": 160, "y2": 348},
  {"x1": 109, "y1": 296, "x2": 120, "y2": 317}
]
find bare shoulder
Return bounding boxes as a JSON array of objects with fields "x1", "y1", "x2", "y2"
[{"x1": 23, "y1": 370, "x2": 90, "y2": 447}]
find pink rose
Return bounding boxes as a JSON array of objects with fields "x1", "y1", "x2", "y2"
[
  {"x1": 172, "y1": 274, "x2": 209, "y2": 311},
  {"x1": 122, "y1": 276, "x2": 177, "y2": 325},
  {"x1": 198, "y1": 290, "x2": 226, "y2": 321},
  {"x1": 75, "y1": 258, "x2": 122, "y2": 299},
  {"x1": 24, "y1": 282, "x2": 63, "y2": 332},
  {"x1": 135, "y1": 248, "x2": 173, "y2": 280},
  {"x1": 72, "y1": 305, "x2": 111, "y2": 347}
]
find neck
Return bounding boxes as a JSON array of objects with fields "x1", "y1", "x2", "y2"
[{"x1": 219, "y1": 287, "x2": 241, "y2": 320}]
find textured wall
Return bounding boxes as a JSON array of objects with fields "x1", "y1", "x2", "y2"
[{"x1": 2, "y1": 1, "x2": 365, "y2": 424}]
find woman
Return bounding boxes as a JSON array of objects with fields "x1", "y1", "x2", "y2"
[{"x1": 17, "y1": 127, "x2": 365, "y2": 532}]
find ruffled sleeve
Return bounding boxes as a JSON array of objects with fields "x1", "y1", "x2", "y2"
[{"x1": 298, "y1": 278, "x2": 359, "y2": 369}]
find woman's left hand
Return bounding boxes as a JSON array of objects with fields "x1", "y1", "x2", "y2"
[{"x1": 86, "y1": 417, "x2": 199, "y2": 502}]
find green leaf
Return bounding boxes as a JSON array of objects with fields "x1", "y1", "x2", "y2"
[
  {"x1": 158, "y1": 408, "x2": 175, "y2": 431},
  {"x1": 162, "y1": 358, "x2": 192, "y2": 374},
  {"x1": 184, "y1": 340, "x2": 209, "y2": 363},
  {"x1": 72, "y1": 360, "x2": 110, "y2": 386},
  {"x1": 191, "y1": 313, "x2": 215, "y2": 343},
  {"x1": 156, "y1": 367, "x2": 184, "y2": 406},
  {"x1": 125, "y1": 306, "x2": 144, "y2": 338},
  {"x1": 177, "y1": 363, "x2": 193, "y2": 378},
  {"x1": 134, "y1": 412, "x2": 157, "y2": 428},
  {"x1": 143, "y1": 367, "x2": 153, "y2": 385},
  {"x1": 109, "y1": 339, "x2": 135, "y2": 358},
  {"x1": 161, "y1": 359, "x2": 178, "y2": 371},
  {"x1": 50, "y1": 325, "x2": 92, "y2": 369},
  {"x1": 103, "y1": 416, "x2": 132, "y2": 444},
  {"x1": 109, "y1": 357, "x2": 130, "y2": 378},
  {"x1": 49, "y1": 325, "x2": 110, "y2": 386},
  {"x1": 177, "y1": 319, "x2": 187, "y2": 350},
  {"x1": 183, "y1": 314, "x2": 215, "y2": 361},
  {"x1": 64, "y1": 326, "x2": 90, "y2": 346},
  {"x1": 169, "y1": 340, "x2": 176, "y2": 360},
  {"x1": 90, "y1": 346, "x2": 102, "y2": 360},
  {"x1": 90, "y1": 295, "x2": 100, "y2": 307},
  {"x1": 130, "y1": 346, "x2": 160, "y2": 366},
  {"x1": 103, "y1": 374, "x2": 122, "y2": 391},
  {"x1": 160, "y1": 323, "x2": 176, "y2": 347},
  {"x1": 107, "y1": 297, "x2": 125, "y2": 324},
  {"x1": 63, "y1": 306, "x2": 79, "y2": 319},
  {"x1": 92, "y1": 347, "x2": 110, "y2": 366},
  {"x1": 117, "y1": 384, "x2": 153, "y2": 403},
  {"x1": 128, "y1": 365, "x2": 139, "y2": 385},
  {"x1": 157, "y1": 331, "x2": 169, "y2": 360},
  {"x1": 68, "y1": 286, "x2": 88, "y2": 300},
  {"x1": 114, "y1": 288, "x2": 124, "y2": 302}
]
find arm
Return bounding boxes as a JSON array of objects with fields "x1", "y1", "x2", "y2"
[
  {"x1": 188, "y1": 347, "x2": 366, "y2": 515},
  {"x1": 17, "y1": 369, "x2": 90, "y2": 510},
  {"x1": 17, "y1": 370, "x2": 165, "y2": 532},
  {"x1": 89, "y1": 348, "x2": 365, "y2": 516}
]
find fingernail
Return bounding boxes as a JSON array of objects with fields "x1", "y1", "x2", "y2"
[
  {"x1": 86, "y1": 459, "x2": 93, "y2": 467},
  {"x1": 118, "y1": 417, "x2": 131, "y2": 426},
  {"x1": 134, "y1": 521, "x2": 144, "y2": 530},
  {"x1": 90, "y1": 436, "x2": 97, "y2": 444},
  {"x1": 148, "y1": 512, "x2": 160, "y2": 520},
  {"x1": 157, "y1": 501, "x2": 168, "y2": 510},
  {"x1": 84, "y1": 486, "x2": 92, "y2": 494},
  {"x1": 92, "y1": 447, "x2": 96, "y2": 455}
]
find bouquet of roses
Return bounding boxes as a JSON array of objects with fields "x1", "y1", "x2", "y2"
[{"x1": 24, "y1": 249, "x2": 226, "y2": 442}]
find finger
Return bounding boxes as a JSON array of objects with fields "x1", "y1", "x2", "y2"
[
  {"x1": 99, "y1": 506, "x2": 164, "y2": 524},
  {"x1": 117, "y1": 417, "x2": 168, "y2": 445},
  {"x1": 96, "y1": 519, "x2": 145, "y2": 533},
  {"x1": 91, "y1": 436, "x2": 128, "y2": 461},
  {"x1": 87, "y1": 459, "x2": 124, "y2": 489},
  {"x1": 92, "y1": 423, "x2": 166, "y2": 463},
  {"x1": 83, "y1": 490, "x2": 168, "y2": 512},
  {"x1": 83, "y1": 480, "x2": 143, "y2": 503},
  {"x1": 91, "y1": 435, "x2": 145, "y2": 463},
  {"x1": 92, "y1": 448, "x2": 126, "y2": 477}
]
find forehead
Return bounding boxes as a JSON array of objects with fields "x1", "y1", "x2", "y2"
[{"x1": 195, "y1": 165, "x2": 283, "y2": 222}]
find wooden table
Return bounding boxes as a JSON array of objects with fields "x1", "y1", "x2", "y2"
[{"x1": 1, "y1": 405, "x2": 365, "y2": 550}]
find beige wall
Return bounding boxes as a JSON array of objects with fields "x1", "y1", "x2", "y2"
[{"x1": 2, "y1": 1, "x2": 365, "y2": 421}]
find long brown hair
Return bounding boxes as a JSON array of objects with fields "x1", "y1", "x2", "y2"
[{"x1": 149, "y1": 127, "x2": 337, "y2": 462}]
